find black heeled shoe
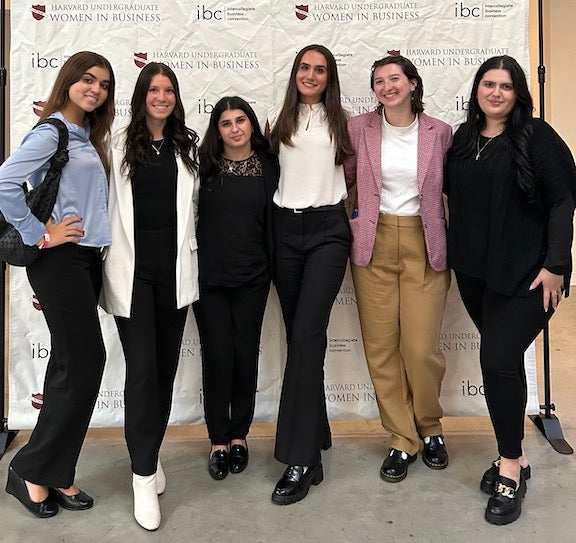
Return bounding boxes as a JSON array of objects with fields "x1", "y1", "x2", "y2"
[
  {"x1": 485, "y1": 474, "x2": 527, "y2": 525},
  {"x1": 229, "y1": 444, "x2": 249, "y2": 474},
  {"x1": 49, "y1": 487, "x2": 94, "y2": 510},
  {"x1": 480, "y1": 458, "x2": 531, "y2": 494},
  {"x1": 271, "y1": 464, "x2": 323, "y2": 505},
  {"x1": 208, "y1": 449, "x2": 229, "y2": 480},
  {"x1": 5, "y1": 466, "x2": 58, "y2": 518}
]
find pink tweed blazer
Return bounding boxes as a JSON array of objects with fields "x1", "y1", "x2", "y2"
[{"x1": 344, "y1": 110, "x2": 453, "y2": 271}]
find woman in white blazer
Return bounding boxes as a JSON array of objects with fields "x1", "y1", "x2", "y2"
[{"x1": 100, "y1": 62, "x2": 199, "y2": 531}]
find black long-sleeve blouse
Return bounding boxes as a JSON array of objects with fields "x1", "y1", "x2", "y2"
[
  {"x1": 445, "y1": 118, "x2": 576, "y2": 297},
  {"x1": 196, "y1": 150, "x2": 279, "y2": 288}
]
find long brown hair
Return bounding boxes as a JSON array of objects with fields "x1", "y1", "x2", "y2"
[
  {"x1": 122, "y1": 62, "x2": 199, "y2": 179},
  {"x1": 41, "y1": 51, "x2": 115, "y2": 173},
  {"x1": 269, "y1": 44, "x2": 352, "y2": 165}
]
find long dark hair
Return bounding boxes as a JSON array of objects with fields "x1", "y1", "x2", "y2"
[
  {"x1": 268, "y1": 44, "x2": 352, "y2": 165},
  {"x1": 122, "y1": 62, "x2": 199, "y2": 178},
  {"x1": 41, "y1": 51, "x2": 115, "y2": 173},
  {"x1": 199, "y1": 96, "x2": 268, "y2": 184},
  {"x1": 370, "y1": 55, "x2": 424, "y2": 114},
  {"x1": 452, "y1": 55, "x2": 535, "y2": 201}
]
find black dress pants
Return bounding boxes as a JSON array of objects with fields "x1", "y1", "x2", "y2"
[
  {"x1": 193, "y1": 277, "x2": 270, "y2": 445},
  {"x1": 12, "y1": 244, "x2": 105, "y2": 488},
  {"x1": 115, "y1": 228, "x2": 188, "y2": 476},
  {"x1": 273, "y1": 204, "x2": 350, "y2": 466},
  {"x1": 455, "y1": 272, "x2": 552, "y2": 459}
]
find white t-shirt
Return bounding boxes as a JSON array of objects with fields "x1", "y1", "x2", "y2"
[
  {"x1": 379, "y1": 114, "x2": 420, "y2": 216},
  {"x1": 269, "y1": 103, "x2": 347, "y2": 209}
]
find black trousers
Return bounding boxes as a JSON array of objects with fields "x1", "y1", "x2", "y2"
[
  {"x1": 273, "y1": 204, "x2": 350, "y2": 466},
  {"x1": 115, "y1": 228, "x2": 188, "y2": 476},
  {"x1": 193, "y1": 277, "x2": 270, "y2": 445},
  {"x1": 11, "y1": 244, "x2": 105, "y2": 488},
  {"x1": 455, "y1": 272, "x2": 552, "y2": 459}
]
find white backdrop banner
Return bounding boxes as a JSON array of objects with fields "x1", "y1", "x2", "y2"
[{"x1": 8, "y1": 1, "x2": 535, "y2": 429}]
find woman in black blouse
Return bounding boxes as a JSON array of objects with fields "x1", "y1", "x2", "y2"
[
  {"x1": 101, "y1": 62, "x2": 200, "y2": 531},
  {"x1": 445, "y1": 55, "x2": 576, "y2": 526},
  {"x1": 195, "y1": 96, "x2": 279, "y2": 481}
]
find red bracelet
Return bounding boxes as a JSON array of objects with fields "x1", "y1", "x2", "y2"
[{"x1": 38, "y1": 230, "x2": 50, "y2": 250}]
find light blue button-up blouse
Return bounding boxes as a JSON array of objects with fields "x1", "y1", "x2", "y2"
[{"x1": 0, "y1": 111, "x2": 111, "y2": 248}]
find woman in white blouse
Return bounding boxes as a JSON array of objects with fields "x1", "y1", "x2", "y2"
[{"x1": 267, "y1": 44, "x2": 352, "y2": 505}]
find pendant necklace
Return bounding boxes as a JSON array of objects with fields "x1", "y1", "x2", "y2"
[
  {"x1": 475, "y1": 133, "x2": 500, "y2": 160},
  {"x1": 151, "y1": 139, "x2": 165, "y2": 156}
]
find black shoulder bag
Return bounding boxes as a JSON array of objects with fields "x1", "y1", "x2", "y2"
[{"x1": 0, "y1": 118, "x2": 69, "y2": 267}]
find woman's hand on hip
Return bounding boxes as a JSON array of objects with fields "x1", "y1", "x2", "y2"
[
  {"x1": 42, "y1": 217, "x2": 84, "y2": 248},
  {"x1": 529, "y1": 268, "x2": 564, "y2": 312}
]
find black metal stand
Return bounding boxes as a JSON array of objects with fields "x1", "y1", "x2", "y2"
[
  {"x1": 1, "y1": 257, "x2": 18, "y2": 459},
  {"x1": 0, "y1": 0, "x2": 19, "y2": 460},
  {"x1": 528, "y1": 0, "x2": 573, "y2": 455},
  {"x1": 529, "y1": 323, "x2": 573, "y2": 454}
]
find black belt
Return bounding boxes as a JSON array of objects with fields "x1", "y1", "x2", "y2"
[{"x1": 276, "y1": 202, "x2": 343, "y2": 214}]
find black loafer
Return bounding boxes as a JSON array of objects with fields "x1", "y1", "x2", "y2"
[
  {"x1": 485, "y1": 474, "x2": 527, "y2": 525},
  {"x1": 271, "y1": 464, "x2": 323, "y2": 505},
  {"x1": 229, "y1": 444, "x2": 249, "y2": 474},
  {"x1": 5, "y1": 465, "x2": 58, "y2": 518},
  {"x1": 480, "y1": 458, "x2": 531, "y2": 494},
  {"x1": 380, "y1": 448, "x2": 417, "y2": 483},
  {"x1": 422, "y1": 435, "x2": 449, "y2": 470},
  {"x1": 208, "y1": 449, "x2": 229, "y2": 481},
  {"x1": 49, "y1": 487, "x2": 94, "y2": 510}
]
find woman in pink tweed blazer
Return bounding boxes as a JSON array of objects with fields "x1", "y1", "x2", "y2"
[{"x1": 344, "y1": 55, "x2": 452, "y2": 483}]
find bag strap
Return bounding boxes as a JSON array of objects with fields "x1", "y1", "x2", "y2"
[{"x1": 34, "y1": 117, "x2": 69, "y2": 172}]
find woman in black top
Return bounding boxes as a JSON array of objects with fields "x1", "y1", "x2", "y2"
[
  {"x1": 101, "y1": 62, "x2": 200, "y2": 531},
  {"x1": 445, "y1": 55, "x2": 576, "y2": 526},
  {"x1": 195, "y1": 96, "x2": 279, "y2": 481}
]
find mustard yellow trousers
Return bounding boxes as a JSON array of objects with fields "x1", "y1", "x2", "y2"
[{"x1": 352, "y1": 214, "x2": 450, "y2": 455}]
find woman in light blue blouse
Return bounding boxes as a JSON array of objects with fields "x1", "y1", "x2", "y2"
[{"x1": 0, "y1": 51, "x2": 115, "y2": 519}]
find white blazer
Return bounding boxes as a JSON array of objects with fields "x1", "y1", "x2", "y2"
[{"x1": 100, "y1": 131, "x2": 199, "y2": 318}]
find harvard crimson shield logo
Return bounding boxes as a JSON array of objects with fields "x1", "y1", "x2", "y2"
[
  {"x1": 295, "y1": 5, "x2": 309, "y2": 20},
  {"x1": 133, "y1": 52, "x2": 148, "y2": 68},
  {"x1": 32, "y1": 5, "x2": 46, "y2": 21}
]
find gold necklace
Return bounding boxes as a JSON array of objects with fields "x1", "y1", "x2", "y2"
[
  {"x1": 223, "y1": 151, "x2": 253, "y2": 171},
  {"x1": 151, "y1": 139, "x2": 165, "y2": 156},
  {"x1": 222, "y1": 150, "x2": 253, "y2": 162}
]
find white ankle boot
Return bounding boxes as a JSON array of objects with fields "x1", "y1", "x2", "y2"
[
  {"x1": 156, "y1": 459, "x2": 166, "y2": 495},
  {"x1": 132, "y1": 473, "x2": 161, "y2": 531}
]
